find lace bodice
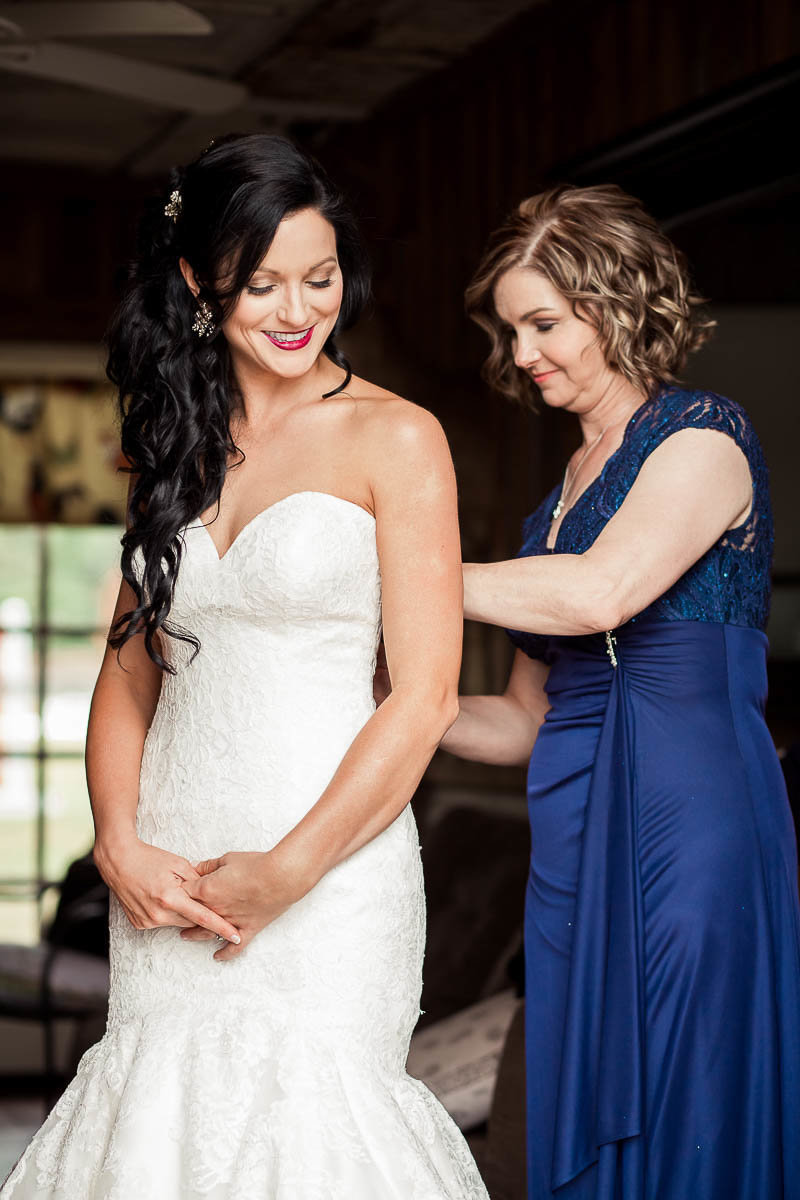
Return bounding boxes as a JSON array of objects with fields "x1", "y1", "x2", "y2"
[
  {"x1": 136, "y1": 490, "x2": 384, "y2": 861},
  {"x1": 509, "y1": 388, "x2": 773, "y2": 661}
]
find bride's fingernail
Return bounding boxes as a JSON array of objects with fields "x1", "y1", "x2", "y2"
[{"x1": 231, "y1": 934, "x2": 241, "y2": 945}]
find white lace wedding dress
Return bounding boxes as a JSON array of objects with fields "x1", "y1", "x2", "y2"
[{"x1": 3, "y1": 491, "x2": 489, "y2": 1200}]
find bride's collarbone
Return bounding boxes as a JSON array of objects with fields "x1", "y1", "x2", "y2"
[{"x1": 212, "y1": 407, "x2": 381, "y2": 539}]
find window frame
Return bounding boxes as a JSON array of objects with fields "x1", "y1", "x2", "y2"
[{"x1": 0, "y1": 524, "x2": 119, "y2": 934}]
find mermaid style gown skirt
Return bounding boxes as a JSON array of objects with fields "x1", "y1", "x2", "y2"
[
  {"x1": 511, "y1": 389, "x2": 800, "y2": 1200},
  {"x1": 2, "y1": 492, "x2": 489, "y2": 1200}
]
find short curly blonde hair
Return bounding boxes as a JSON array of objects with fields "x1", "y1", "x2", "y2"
[{"x1": 465, "y1": 183, "x2": 715, "y2": 407}]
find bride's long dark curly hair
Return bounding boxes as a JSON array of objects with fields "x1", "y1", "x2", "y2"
[{"x1": 106, "y1": 133, "x2": 371, "y2": 671}]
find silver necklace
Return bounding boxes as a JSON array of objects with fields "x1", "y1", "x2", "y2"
[{"x1": 551, "y1": 426, "x2": 607, "y2": 522}]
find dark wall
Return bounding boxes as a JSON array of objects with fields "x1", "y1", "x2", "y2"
[
  {"x1": 325, "y1": 0, "x2": 800, "y2": 378},
  {"x1": 4, "y1": 0, "x2": 797, "y2": 380},
  {"x1": 0, "y1": 165, "x2": 152, "y2": 343},
  {"x1": 323, "y1": 0, "x2": 800, "y2": 719}
]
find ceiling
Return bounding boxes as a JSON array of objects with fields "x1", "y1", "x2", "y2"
[{"x1": 0, "y1": 0, "x2": 538, "y2": 175}]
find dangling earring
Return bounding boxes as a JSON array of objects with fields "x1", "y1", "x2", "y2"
[{"x1": 192, "y1": 299, "x2": 215, "y2": 338}]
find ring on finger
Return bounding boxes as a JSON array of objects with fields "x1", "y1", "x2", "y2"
[{"x1": 215, "y1": 934, "x2": 225, "y2": 942}]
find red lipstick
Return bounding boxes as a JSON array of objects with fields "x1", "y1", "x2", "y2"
[{"x1": 263, "y1": 326, "x2": 315, "y2": 351}]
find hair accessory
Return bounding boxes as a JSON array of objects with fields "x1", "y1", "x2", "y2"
[
  {"x1": 164, "y1": 189, "x2": 182, "y2": 221},
  {"x1": 192, "y1": 298, "x2": 215, "y2": 338}
]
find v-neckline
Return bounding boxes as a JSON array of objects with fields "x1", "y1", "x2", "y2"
[
  {"x1": 544, "y1": 403, "x2": 645, "y2": 552},
  {"x1": 193, "y1": 490, "x2": 375, "y2": 562}
]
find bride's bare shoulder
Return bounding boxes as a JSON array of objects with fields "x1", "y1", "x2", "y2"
[
  {"x1": 338, "y1": 379, "x2": 455, "y2": 512},
  {"x1": 345, "y1": 375, "x2": 448, "y2": 448}
]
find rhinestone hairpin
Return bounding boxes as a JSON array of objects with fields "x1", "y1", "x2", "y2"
[{"x1": 164, "y1": 189, "x2": 182, "y2": 221}]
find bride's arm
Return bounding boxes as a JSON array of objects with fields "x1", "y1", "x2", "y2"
[
  {"x1": 292, "y1": 399, "x2": 463, "y2": 858},
  {"x1": 89, "y1": 580, "x2": 241, "y2": 943},
  {"x1": 376, "y1": 640, "x2": 550, "y2": 766},
  {"x1": 185, "y1": 400, "x2": 463, "y2": 959}
]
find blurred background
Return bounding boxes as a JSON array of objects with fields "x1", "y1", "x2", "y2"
[{"x1": 0, "y1": 0, "x2": 798, "y2": 1192}]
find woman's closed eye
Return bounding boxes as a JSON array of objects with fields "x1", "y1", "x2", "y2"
[
  {"x1": 246, "y1": 277, "x2": 335, "y2": 296},
  {"x1": 501, "y1": 320, "x2": 556, "y2": 338}
]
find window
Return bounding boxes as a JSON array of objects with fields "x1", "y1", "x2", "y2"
[{"x1": 0, "y1": 525, "x2": 122, "y2": 943}]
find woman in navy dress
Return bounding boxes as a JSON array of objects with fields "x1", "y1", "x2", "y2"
[{"x1": 442, "y1": 184, "x2": 800, "y2": 1198}]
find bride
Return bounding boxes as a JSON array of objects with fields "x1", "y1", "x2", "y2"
[{"x1": 3, "y1": 134, "x2": 488, "y2": 1199}]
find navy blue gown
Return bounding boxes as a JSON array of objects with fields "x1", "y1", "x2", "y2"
[{"x1": 508, "y1": 387, "x2": 800, "y2": 1200}]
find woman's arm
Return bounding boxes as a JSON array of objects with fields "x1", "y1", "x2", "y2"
[
  {"x1": 184, "y1": 401, "x2": 463, "y2": 959},
  {"x1": 464, "y1": 427, "x2": 753, "y2": 635},
  {"x1": 89, "y1": 580, "x2": 241, "y2": 942},
  {"x1": 440, "y1": 650, "x2": 550, "y2": 766}
]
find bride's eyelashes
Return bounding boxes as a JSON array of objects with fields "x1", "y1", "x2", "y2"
[{"x1": 245, "y1": 278, "x2": 335, "y2": 296}]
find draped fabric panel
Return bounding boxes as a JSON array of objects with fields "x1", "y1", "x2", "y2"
[{"x1": 524, "y1": 621, "x2": 800, "y2": 1200}]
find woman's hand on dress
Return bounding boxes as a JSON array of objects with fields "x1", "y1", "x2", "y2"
[
  {"x1": 94, "y1": 836, "x2": 242, "y2": 943},
  {"x1": 180, "y1": 849, "x2": 303, "y2": 961}
]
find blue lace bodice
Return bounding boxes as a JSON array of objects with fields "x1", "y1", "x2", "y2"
[{"x1": 508, "y1": 387, "x2": 773, "y2": 662}]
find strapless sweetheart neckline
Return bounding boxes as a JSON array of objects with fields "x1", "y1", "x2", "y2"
[{"x1": 193, "y1": 489, "x2": 376, "y2": 562}]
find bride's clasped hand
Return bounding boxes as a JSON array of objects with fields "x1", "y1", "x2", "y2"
[
  {"x1": 179, "y1": 848, "x2": 309, "y2": 960},
  {"x1": 93, "y1": 834, "x2": 241, "y2": 945}
]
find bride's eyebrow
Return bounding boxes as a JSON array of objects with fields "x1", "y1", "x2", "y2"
[{"x1": 250, "y1": 256, "x2": 338, "y2": 278}]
